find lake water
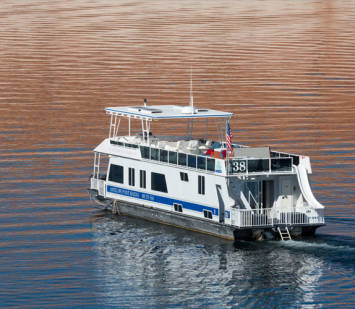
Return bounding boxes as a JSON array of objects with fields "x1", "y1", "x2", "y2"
[{"x1": 0, "y1": 0, "x2": 354, "y2": 307}]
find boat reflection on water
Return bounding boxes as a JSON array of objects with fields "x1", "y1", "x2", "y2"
[{"x1": 91, "y1": 211, "x2": 325, "y2": 308}]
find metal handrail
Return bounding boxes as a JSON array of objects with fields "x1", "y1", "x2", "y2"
[
  {"x1": 232, "y1": 208, "x2": 325, "y2": 227},
  {"x1": 248, "y1": 191, "x2": 259, "y2": 209},
  {"x1": 109, "y1": 137, "x2": 297, "y2": 176}
]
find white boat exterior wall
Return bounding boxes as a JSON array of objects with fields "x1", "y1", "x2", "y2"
[
  {"x1": 99, "y1": 152, "x2": 321, "y2": 226},
  {"x1": 105, "y1": 155, "x2": 233, "y2": 225},
  {"x1": 92, "y1": 146, "x2": 325, "y2": 228}
]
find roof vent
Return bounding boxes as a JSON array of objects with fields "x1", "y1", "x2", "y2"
[{"x1": 128, "y1": 106, "x2": 162, "y2": 114}]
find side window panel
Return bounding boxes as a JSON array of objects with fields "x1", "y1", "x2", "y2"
[
  {"x1": 108, "y1": 164, "x2": 124, "y2": 183},
  {"x1": 151, "y1": 172, "x2": 168, "y2": 193}
]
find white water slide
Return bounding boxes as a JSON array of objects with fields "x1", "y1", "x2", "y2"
[{"x1": 295, "y1": 164, "x2": 324, "y2": 209}]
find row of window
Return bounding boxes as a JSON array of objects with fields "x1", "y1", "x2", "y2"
[
  {"x1": 228, "y1": 158, "x2": 293, "y2": 174},
  {"x1": 171, "y1": 204, "x2": 213, "y2": 220},
  {"x1": 109, "y1": 164, "x2": 212, "y2": 218},
  {"x1": 108, "y1": 164, "x2": 168, "y2": 193},
  {"x1": 110, "y1": 140, "x2": 139, "y2": 148},
  {"x1": 172, "y1": 204, "x2": 213, "y2": 220},
  {"x1": 140, "y1": 146, "x2": 215, "y2": 172},
  {"x1": 108, "y1": 164, "x2": 206, "y2": 195}
]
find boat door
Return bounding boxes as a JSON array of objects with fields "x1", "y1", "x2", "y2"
[
  {"x1": 280, "y1": 178, "x2": 292, "y2": 209},
  {"x1": 262, "y1": 180, "x2": 274, "y2": 208}
]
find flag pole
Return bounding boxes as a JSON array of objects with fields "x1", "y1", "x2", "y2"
[{"x1": 226, "y1": 119, "x2": 229, "y2": 175}]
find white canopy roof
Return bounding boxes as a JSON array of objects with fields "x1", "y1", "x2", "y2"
[{"x1": 105, "y1": 105, "x2": 233, "y2": 120}]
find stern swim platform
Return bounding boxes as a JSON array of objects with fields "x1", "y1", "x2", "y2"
[{"x1": 89, "y1": 101, "x2": 325, "y2": 241}]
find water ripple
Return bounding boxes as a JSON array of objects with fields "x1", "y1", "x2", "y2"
[{"x1": 0, "y1": 0, "x2": 354, "y2": 307}]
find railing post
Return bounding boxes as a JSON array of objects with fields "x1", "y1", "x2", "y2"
[
  {"x1": 109, "y1": 113, "x2": 113, "y2": 138},
  {"x1": 271, "y1": 211, "x2": 273, "y2": 226},
  {"x1": 93, "y1": 153, "x2": 96, "y2": 178}
]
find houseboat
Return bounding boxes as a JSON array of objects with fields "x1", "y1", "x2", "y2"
[{"x1": 88, "y1": 97, "x2": 325, "y2": 241}]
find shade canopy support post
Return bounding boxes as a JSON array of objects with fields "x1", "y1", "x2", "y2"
[
  {"x1": 141, "y1": 118, "x2": 151, "y2": 143},
  {"x1": 114, "y1": 116, "x2": 121, "y2": 138}
]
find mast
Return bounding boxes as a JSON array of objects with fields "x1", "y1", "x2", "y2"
[{"x1": 190, "y1": 67, "x2": 194, "y2": 110}]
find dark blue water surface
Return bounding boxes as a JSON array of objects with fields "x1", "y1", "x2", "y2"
[{"x1": 0, "y1": 0, "x2": 354, "y2": 308}]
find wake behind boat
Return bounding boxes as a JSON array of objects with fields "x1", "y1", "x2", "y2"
[{"x1": 88, "y1": 95, "x2": 325, "y2": 241}]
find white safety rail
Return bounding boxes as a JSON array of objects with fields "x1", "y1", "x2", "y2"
[
  {"x1": 90, "y1": 178, "x2": 106, "y2": 197},
  {"x1": 231, "y1": 208, "x2": 325, "y2": 228}
]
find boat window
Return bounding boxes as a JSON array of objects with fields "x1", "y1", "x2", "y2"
[
  {"x1": 197, "y1": 156, "x2": 206, "y2": 170},
  {"x1": 206, "y1": 158, "x2": 215, "y2": 172},
  {"x1": 160, "y1": 149, "x2": 168, "y2": 163},
  {"x1": 188, "y1": 155, "x2": 196, "y2": 168},
  {"x1": 212, "y1": 142, "x2": 221, "y2": 149},
  {"x1": 110, "y1": 140, "x2": 124, "y2": 146},
  {"x1": 198, "y1": 175, "x2": 205, "y2": 195},
  {"x1": 291, "y1": 155, "x2": 299, "y2": 166},
  {"x1": 140, "y1": 170, "x2": 146, "y2": 188},
  {"x1": 140, "y1": 146, "x2": 150, "y2": 159},
  {"x1": 203, "y1": 210, "x2": 212, "y2": 219},
  {"x1": 248, "y1": 159, "x2": 270, "y2": 173},
  {"x1": 151, "y1": 172, "x2": 168, "y2": 193},
  {"x1": 271, "y1": 158, "x2": 292, "y2": 172},
  {"x1": 178, "y1": 153, "x2": 187, "y2": 166},
  {"x1": 180, "y1": 172, "x2": 188, "y2": 182},
  {"x1": 150, "y1": 148, "x2": 159, "y2": 161},
  {"x1": 129, "y1": 168, "x2": 135, "y2": 186},
  {"x1": 169, "y1": 151, "x2": 177, "y2": 165},
  {"x1": 126, "y1": 143, "x2": 138, "y2": 149},
  {"x1": 108, "y1": 164, "x2": 124, "y2": 184},
  {"x1": 173, "y1": 203, "x2": 183, "y2": 212}
]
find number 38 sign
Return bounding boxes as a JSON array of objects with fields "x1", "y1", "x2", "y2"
[{"x1": 230, "y1": 160, "x2": 247, "y2": 173}]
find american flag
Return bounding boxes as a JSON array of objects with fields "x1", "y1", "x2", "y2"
[{"x1": 226, "y1": 122, "x2": 233, "y2": 152}]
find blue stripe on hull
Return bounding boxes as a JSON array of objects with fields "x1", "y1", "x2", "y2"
[{"x1": 107, "y1": 185, "x2": 230, "y2": 219}]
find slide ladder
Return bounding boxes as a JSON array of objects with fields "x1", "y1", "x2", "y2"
[{"x1": 277, "y1": 226, "x2": 292, "y2": 241}]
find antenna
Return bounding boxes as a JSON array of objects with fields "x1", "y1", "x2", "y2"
[
  {"x1": 181, "y1": 67, "x2": 196, "y2": 114},
  {"x1": 189, "y1": 67, "x2": 194, "y2": 112}
]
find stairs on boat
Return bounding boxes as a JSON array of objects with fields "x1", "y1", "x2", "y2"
[{"x1": 277, "y1": 226, "x2": 292, "y2": 241}]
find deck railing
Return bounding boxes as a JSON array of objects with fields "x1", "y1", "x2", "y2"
[
  {"x1": 90, "y1": 177, "x2": 106, "y2": 196},
  {"x1": 231, "y1": 208, "x2": 325, "y2": 228},
  {"x1": 109, "y1": 138, "x2": 300, "y2": 176}
]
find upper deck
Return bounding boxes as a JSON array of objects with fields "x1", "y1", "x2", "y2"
[
  {"x1": 97, "y1": 103, "x2": 307, "y2": 177},
  {"x1": 94, "y1": 135, "x2": 302, "y2": 177},
  {"x1": 105, "y1": 105, "x2": 233, "y2": 120}
]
